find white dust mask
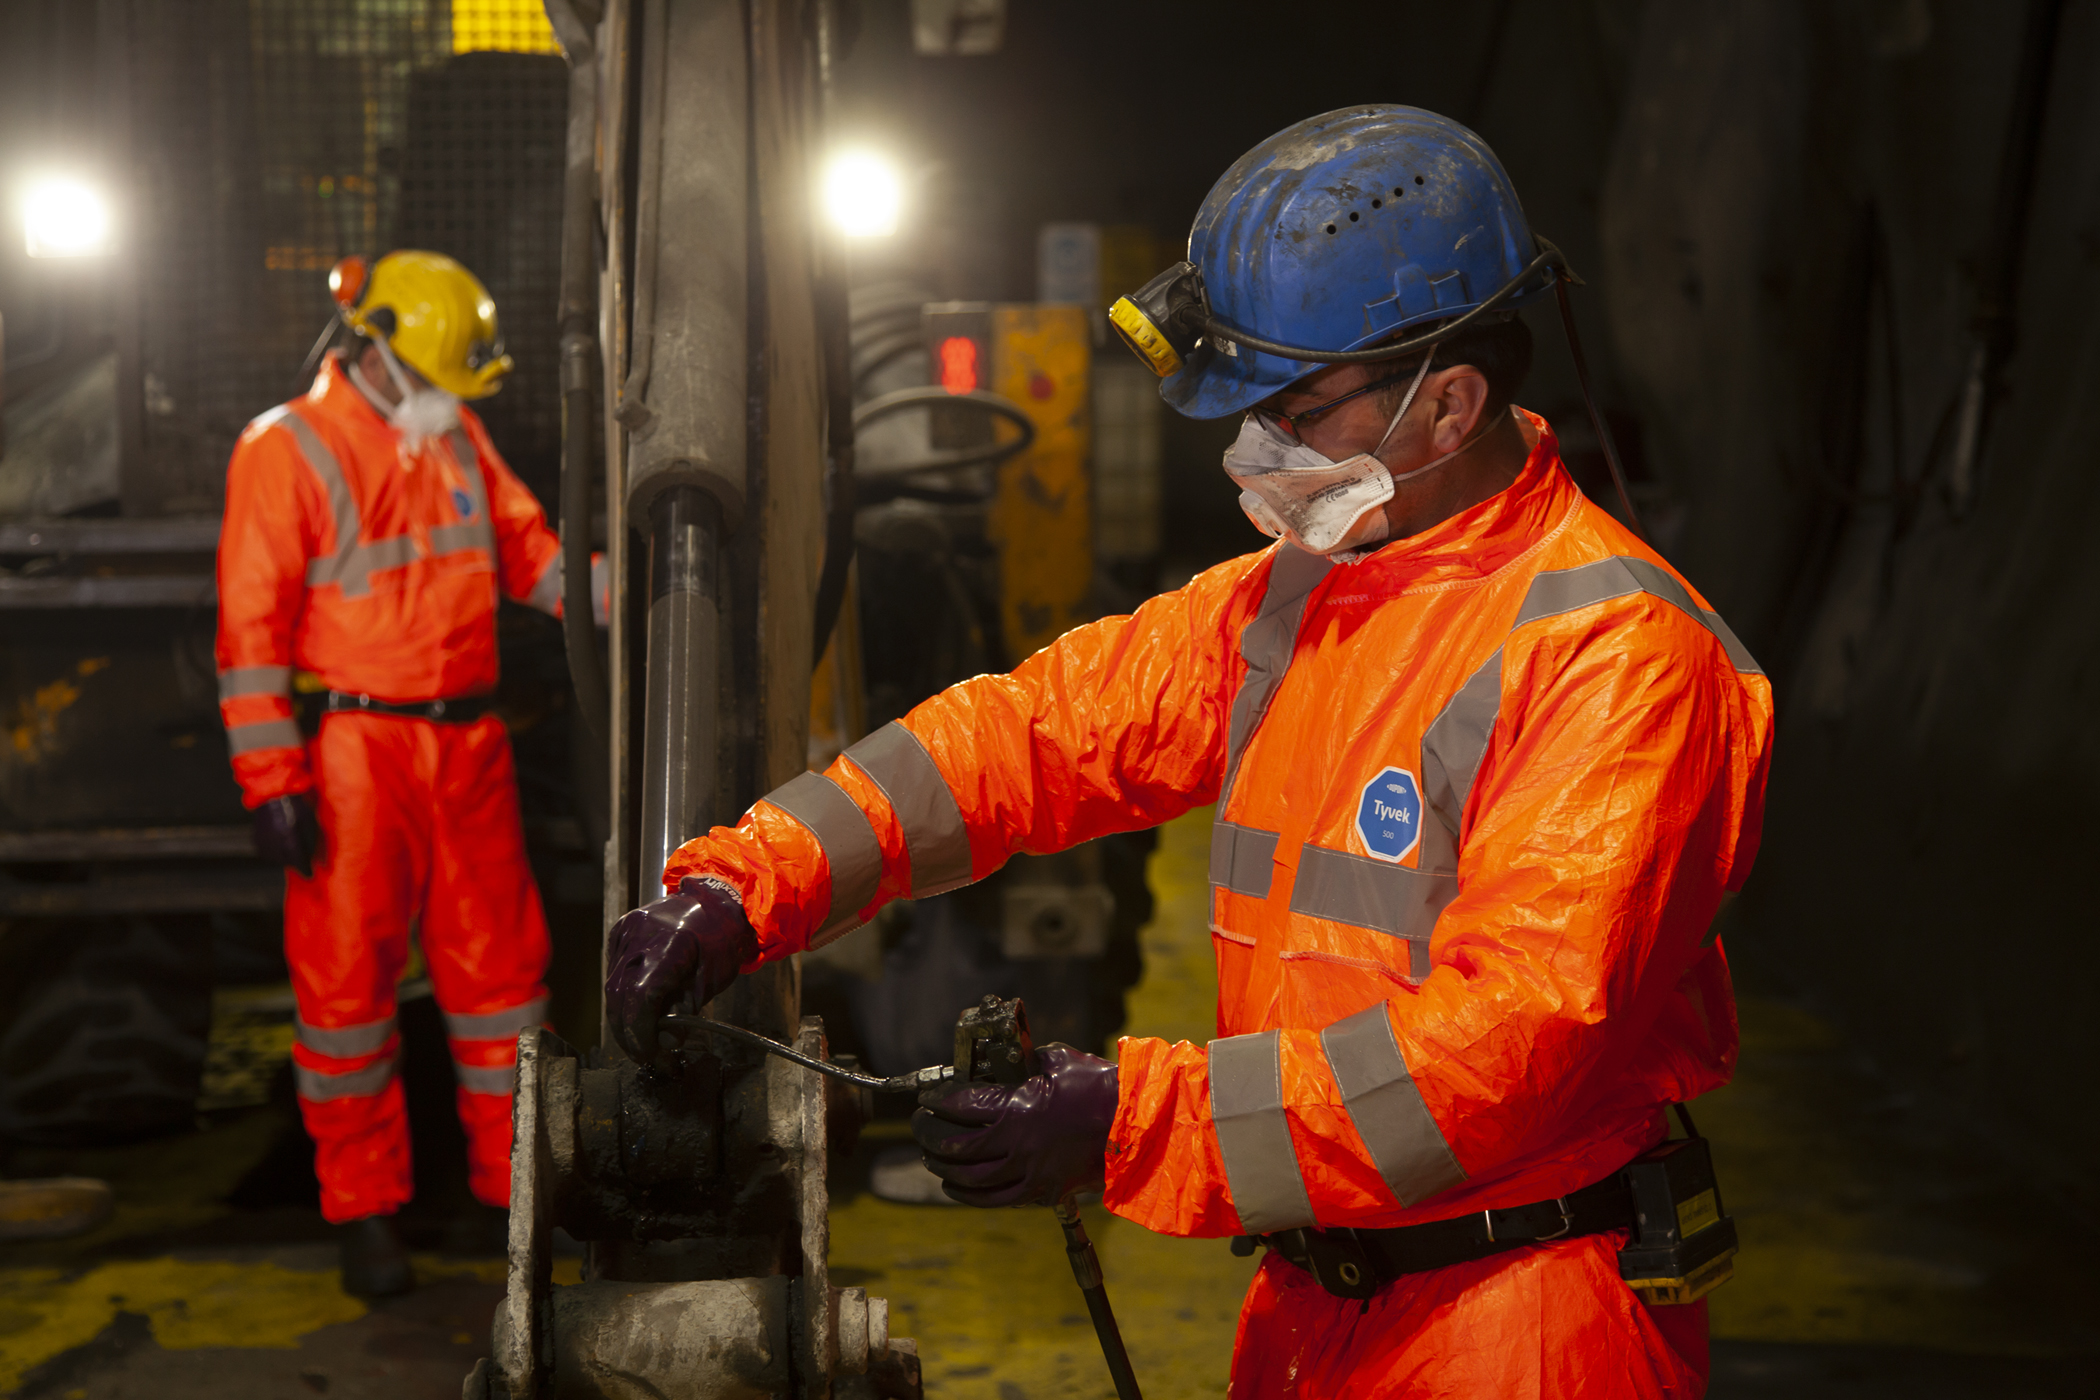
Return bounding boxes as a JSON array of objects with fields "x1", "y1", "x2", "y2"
[
  {"x1": 361, "y1": 336, "x2": 462, "y2": 454},
  {"x1": 1223, "y1": 350, "x2": 1478, "y2": 558}
]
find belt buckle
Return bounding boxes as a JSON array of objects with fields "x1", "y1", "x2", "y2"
[
  {"x1": 430, "y1": 699, "x2": 447, "y2": 719},
  {"x1": 1484, "y1": 1196, "x2": 1574, "y2": 1244}
]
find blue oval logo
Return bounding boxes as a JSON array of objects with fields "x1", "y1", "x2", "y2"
[
  {"x1": 1355, "y1": 767, "x2": 1422, "y2": 863},
  {"x1": 451, "y1": 487, "x2": 474, "y2": 519}
]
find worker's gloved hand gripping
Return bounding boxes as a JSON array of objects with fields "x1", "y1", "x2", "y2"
[
  {"x1": 913, "y1": 1045, "x2": 1119, "y2": 1207},
  {"x1": 604, "y1": 877, "x2": 759, "y2": 1066},
  {"x1": 252, "y1": 792, "x2": 323, "y2": 878}
]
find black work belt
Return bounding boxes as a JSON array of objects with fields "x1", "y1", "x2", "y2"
[
  {"x1": 1245, "y1": 1167, "x2": 1637, "y2": 1301},
  {"x1": 324, "y1": 691, "x2": 494, "y2": 724}
]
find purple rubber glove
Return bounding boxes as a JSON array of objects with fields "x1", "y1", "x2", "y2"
[
  {"x1": 604, "y1": 876, "x2": 759, "y2": 1066},
  {"x1": 912, "y1": 1044, "x2": 1119, "y2": 1207},
  {"x1": 252, "y1": 792, "x2": 322, "y2": 878}
]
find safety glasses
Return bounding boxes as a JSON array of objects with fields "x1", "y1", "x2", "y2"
[{"x1": 1250, "y1": 362, "x2": 1426, "y2": 442}]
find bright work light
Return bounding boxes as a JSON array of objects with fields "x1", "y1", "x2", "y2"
[
  {"x1": 22, "y1": 176, "x2": 115, "y2": 258},
  {"x1": 822, "y1": 151, "x2": 902, "y2": 239}
]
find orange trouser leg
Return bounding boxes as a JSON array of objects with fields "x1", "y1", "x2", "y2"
[
  {"x1": 419, "y1": 716, "x2": 552, "y2": 1210},
  {"x1": 1228, "y1": 1238, "x2": 1710, "y2": 1399},
  {"x1": 286, "y1": 713, "x2": 425, "y2": 1225}
]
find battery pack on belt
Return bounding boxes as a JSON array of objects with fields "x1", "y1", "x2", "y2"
[
  {"x1": 1245, "y1": 1109, "x2": 1738, "y2": 1306},
  {"x1": 325, "y1": 690, "x2": 493, "y2": 723}
]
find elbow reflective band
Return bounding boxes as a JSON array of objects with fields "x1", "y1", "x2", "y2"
[
  {"x1": 226, "y1": 717, "x2": 305, "y2": 754},
  {"x1": 1319, "y1": 1005, "x2": 1466, "y2": 1206},
  {"x1": 218, "y1": 665, "x2": 293, "y2": 701},
  {"x1": 527, "y1": 553, "x2": 564, "y2": 616},
  {"x1": 1209, "y1": 1030, "x2": 1317, "y2": 1233},
  {"x1": 839, "y1": 722, "x2": 973, "y2": 896},
  {"x1": 762, "y1": 770, "x2": 884, "y2": 945}
]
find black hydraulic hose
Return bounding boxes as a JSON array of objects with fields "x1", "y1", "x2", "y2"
[
  {"x1": 662, "y1": 1009, "x2": 1144, "y2": 1400},
  {"x1": 1551, "y1": 276, "x2": 1646, "y2": 541},
  {"x1": 550, "y1": 0, "x2": 610, "y2": 747},
  {"x1": 1188, "y1": 239, "x2": 1569, "y2": 365},
  {"x1": 852, "y1": 387, "x2": 1036, "y2": 475},
  {"x1": 1056, "y1": 1200, "x2": 1144, "y2": 1400}
]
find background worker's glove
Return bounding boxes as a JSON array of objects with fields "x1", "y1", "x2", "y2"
[
  {"x1": 252, "y1": 792, "x2": 322, "y2": 878},
  {"x1": 604, "y1": 877, "x2": 759, "y2": 1067},
  {"x1": 912, "y1": 1044, "x2": 1119, "y2": 1207}
]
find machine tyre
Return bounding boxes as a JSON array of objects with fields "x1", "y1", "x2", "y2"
[{"x1": 0, "y1": 916, "x2": 211, "y2": 1145}]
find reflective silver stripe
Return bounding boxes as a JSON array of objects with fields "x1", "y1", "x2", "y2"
[
  {"x1": 1517, "y1": 556, "x2": 1763, "y2": 676},
  {"x1": 525, "y1": 553, "x2": 564, "y2": 616},
  {"x1": 306, "y1": 532, "x2": 421, "y2": 595},
  {"x1": 443, "y1": 996, "x2": 549, "y2": 1042},
  {"x1": 1208, "y1": 1030, "x2": 1316, "y2": 1233},
  {"x1": 225, "y1": 717, "x2": 304, "y2": 754},
  {"x1": 430, "y1": 522, "x2": 495, "y2": 557},
  {"x1": 1419, "y1": 648, "x2": 1504, "y2": 843},
  {"x1": 1289, "y1": 846, "x2": 1453, "y2": 981},
  {"x1": 268, "y1": 408, "x2": 366, "y2": 594},
  {"x1": 430, "y1": 428, "x2": 497, "y2": 561},
  {"x1": 763, "y1": 771, "x2": 884, "y2": 944},
  {"x1": 1320, "y1": 1004, "x2": 1466, "y2": 1206},
  {"x1": 294, "y1": 1056, "x2": 397, "y2": 1103},
  {"x1": 294, "y1": 1015, "x2": 397, "y2": 1058},
  {"x1": 1402, "y1": 554, "x2": 1759, "y2": 860},
  {"x1": 454, "y1": 1061, "x2": 518, "y2": 1095},
  {"x1": 218, "y1": 665, "x2": 293, "y2": 702},
  {"x1": 841, "y1": 722, "x2": 972, "y2": 896},
  {"x1": 271, "y1": 411, "x2": 483, "y2": 599},
  {"x1": 1208, "y1": 821, "x2": 1279, "y2": 898},
  {"x1": 1220, "y1": 546, "x2": 1332, "y2": 808}
]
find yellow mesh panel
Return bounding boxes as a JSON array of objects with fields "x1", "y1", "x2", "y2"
[{"x1": 451, "y1": 0, "x2": 560, "y2": 54}]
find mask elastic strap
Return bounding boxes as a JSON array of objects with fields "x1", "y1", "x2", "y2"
[
  {"x1": 369, "y1": 333, "x2": 421, "y2": 405},
  {"x1": 1388, "y1": 404, "x2": 1512, "y2": 484},
  {"x1": 1369, "y1": 347, "x2": 1437, "y2": 460}
]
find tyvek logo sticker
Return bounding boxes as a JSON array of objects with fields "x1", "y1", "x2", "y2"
[
  {"x1": 451, "y1": 486, "x2": 475, "y2": 519},
  {"x1": 1355, "y1": 767, "x2": 1423, "y2": 863}
]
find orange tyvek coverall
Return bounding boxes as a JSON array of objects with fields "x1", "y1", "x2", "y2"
[
  {"x1": 216, "y1": 351, "x2": 567, "y2": 1224},
  {"x1": 666, "y1": 412, "x2": 1773, "y2": 1397}
]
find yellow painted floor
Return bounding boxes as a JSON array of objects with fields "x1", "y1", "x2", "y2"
[{"x1": 3, "y1": 806, "x2": 2094, "y2": 1397}]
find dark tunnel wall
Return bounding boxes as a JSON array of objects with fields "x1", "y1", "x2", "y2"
[{"x1": 1597, "y1": 2, "x2": 2100, "y2": 1193}]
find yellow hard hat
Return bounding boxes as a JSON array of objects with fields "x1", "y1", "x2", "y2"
[{"x1": 328, "y1": 250, "x2": 513, "y2": 400}]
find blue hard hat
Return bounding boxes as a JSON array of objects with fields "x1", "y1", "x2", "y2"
[{"x1": 1162, "y1": 105, "x2": 1548, "y2": 420}]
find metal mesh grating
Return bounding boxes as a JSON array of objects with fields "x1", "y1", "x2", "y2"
[{"x1": 122, "y1": 0, "x2": 566, "y2": 513}]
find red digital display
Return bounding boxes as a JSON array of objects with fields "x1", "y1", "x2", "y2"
[{"x1": 938, "y1": 335, "x2": 980, "y2": 395}]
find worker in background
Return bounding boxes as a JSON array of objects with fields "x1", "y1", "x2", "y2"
[
  {"x1": 216, "y1": 251, "x2": 598, "y2": 1298},
  {"x1": 605, "y1": 107, "x2": 1773, "y2": 1396}
]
